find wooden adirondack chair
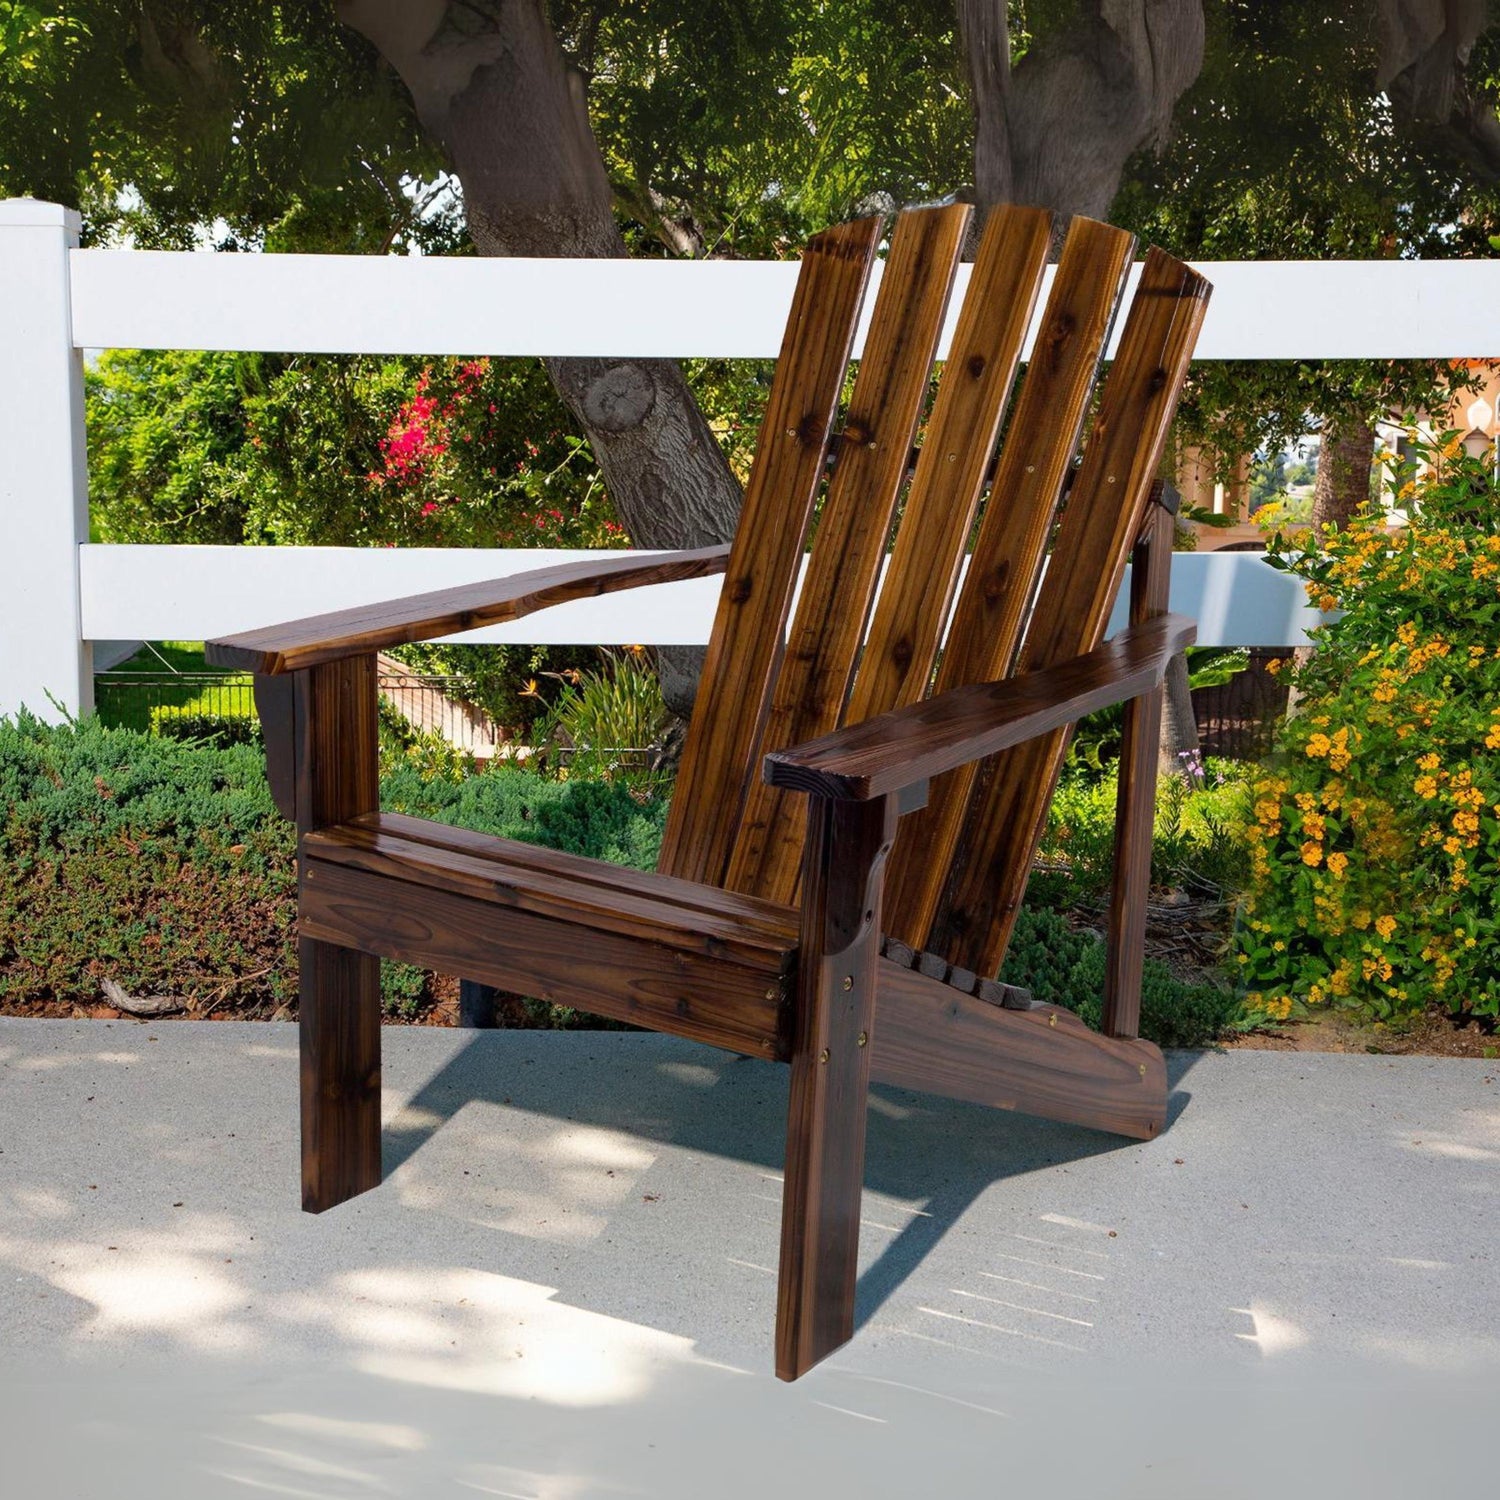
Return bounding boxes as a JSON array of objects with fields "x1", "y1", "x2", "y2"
[{"x1": 206, "y1": 203, "x2": 1210, "y2": 1381}]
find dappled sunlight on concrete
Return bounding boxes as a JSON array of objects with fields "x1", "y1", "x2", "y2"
[
  {"x1": 389, "y1": 1107, "x2": 661, "y2": 1245},
  {"x1": 1, "y1": 1021, "x2": 1497, "y2": 1493},
  {"x1": 1230, "y1": 1301, "x2": 1310, "y2": 1356}
]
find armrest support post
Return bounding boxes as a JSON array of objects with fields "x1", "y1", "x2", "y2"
[{"x1": 1102, "y1": 495, "x2": 1175, "y2": 1039}]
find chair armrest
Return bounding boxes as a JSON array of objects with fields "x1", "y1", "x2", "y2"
[
  {"x1": 763, "y1": 612, "x2": 1197, "y2": 802},
  {"x1": 204, "y1": 545, "x2": 731, "y2": 673}
]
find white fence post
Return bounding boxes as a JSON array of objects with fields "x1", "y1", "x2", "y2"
[{"x1": 0, "y1": 199, "x2": 90, "y2": 722}]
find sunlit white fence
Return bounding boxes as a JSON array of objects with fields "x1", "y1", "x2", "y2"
[{"x1": 5, "y1": 194, "x2": 1498, "y2": 720}]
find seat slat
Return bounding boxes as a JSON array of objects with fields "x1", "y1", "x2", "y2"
[
  {"x1": 926, "y1": 248, "x2": 1212, "y2": 975},
  {"x1": 881, "y1": 216, "x2": 1136, "y2": 944},
  {"x1": 724, "y1": 204, "x2": 970, "y2": 905},
  {"x1": 657, "y1": 216, "x2": 883, "y2": 889},
  {"x1": 354, "y1": 811, "x2": 796, "y2": 942},
  {"x1": 304, "y1": 816, "x2": 798, "y2": 967}
]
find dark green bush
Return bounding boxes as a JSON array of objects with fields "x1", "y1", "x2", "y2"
[
  {"x1": 2, "y1": 715, "x2": 1235, "y2": 1044},
  {"x1": 1000, "y1": 906, "x2": 1242, "y2": 1049},
  {"x1": 0, "y1": 714, "x2": 664, "y2": 1019}
]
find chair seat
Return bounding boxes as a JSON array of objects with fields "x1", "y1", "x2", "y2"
[{"x1": 299, "y1": 812, "x2": 799, "y2": 1059}]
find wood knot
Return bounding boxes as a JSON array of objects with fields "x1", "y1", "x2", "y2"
[
  {"x1": 728, "y1": 575, "x2": 754, "y2": 604},
  {"x1": 981, "y1": 561, "x2": 1010, "y2": 603},
  {"x1": 1044, "y1": 312, "x2": 1075, "y2": 348},
  {"x1": 966, "y1": 353, "x2": 986, "y2": 379}
]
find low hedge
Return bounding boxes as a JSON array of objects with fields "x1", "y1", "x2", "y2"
[
  {"x1": 0, "y1": 713, "x2": 665, "y2": 1019},
  {"x1": 0, "y1": 714, "x2": 1235, "y2": 1044}
]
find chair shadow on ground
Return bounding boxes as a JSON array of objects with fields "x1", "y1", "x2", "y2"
[{"x1": 379, "y1": 1030, "x2": 1202, "y2": 1342}]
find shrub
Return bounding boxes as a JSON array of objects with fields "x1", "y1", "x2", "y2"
[
  {"x1": 1237, "y1": 433, "x2": 1500, "y2": 1025},
  {"x1": 532, "y1": 647, "x2": 671, "y2": 790},
  {"x1": 149, "y1": 709, "x2": 262, "y2": 748},
  {"x1": 1000, "y1": 907, "x2": 1242, "y2": 1048},
  {"x1": 1035, "y1": 759, "x2": 1252, "y2": 901},
  {"x1": 2, "y1": 717, "x2": 1234, "y2": 1044},
  {"x1": 0, "y1": 714, "x2": 666, "y2": 1018}
]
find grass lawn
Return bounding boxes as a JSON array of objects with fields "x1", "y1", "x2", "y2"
[{"x1": 95, "y1": 641, "x2": 256, "y2": 733}]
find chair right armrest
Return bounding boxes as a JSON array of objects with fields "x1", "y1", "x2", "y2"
[{"x1": 763, "y1": 612, "x2": 1198, "y2": 804}]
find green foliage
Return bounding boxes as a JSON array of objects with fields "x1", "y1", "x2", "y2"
[
  {"x1": 1000, "y1": 906, "x2": 1243, "y2": 1049},
  {"x1": 533, "y1": 648, "x2": 671, "y2": 789},
  {"x1": 0, "y1": 3, "x2": 450, "y2": 253},
  {"x1": 554, "y1": 0, "x2": 969, "y2": 254},
  {"x1": 86, "y1": 348, "x2": 624, "y2": 552},
  {"x1": 86, "y1": 350, "x2": 257, "y2": 543},
  {"x1": 0, "y1": 710, "x2": 298, "y2": 1012},
  {"x1": 383, "y1": 642, "x2": 599, "y2": 741},
  {"x1": 0, "y1": 714, "x2": 667, "y2": 1016},
  {"x1": 1114, "y1": 2, "x2": 1500, "y2": 471},
  {"x1": 1035, "y1": 759, "x2": 1253, "y2": 902},
  {"x1": 1238, "y1": 433, "x2": 1500, "y2": 1024},
  {"x1": 147, "y1": 710, "x2": 260, "y2": 749},
  {"x1": 1067, "y1": 649, "x2": 1252, "y2": 773}
]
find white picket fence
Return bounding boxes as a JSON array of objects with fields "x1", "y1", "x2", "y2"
[{"x1": 5, "y1": 194, "x2": 1499, "y2": 719}]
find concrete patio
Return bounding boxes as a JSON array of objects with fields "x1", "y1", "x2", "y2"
[{"x1": 1, "y1": 1016, "x2": 1495, "y2": 1496}]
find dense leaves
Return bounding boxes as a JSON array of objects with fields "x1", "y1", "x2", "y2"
[{"x1": 1238, "y1": 434, "x2": 1500, "y2": 1023}]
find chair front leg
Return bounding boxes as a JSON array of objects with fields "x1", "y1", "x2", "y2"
[
  {"x1": 262, "y1": 655, "x2": 383, "y2": 1213},
  {"x1": 776, "y1": 792, "x2": 898, "y2": 1380}
]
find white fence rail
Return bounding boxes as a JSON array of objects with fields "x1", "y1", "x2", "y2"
[{"x1": 6, "y1": 194, "x2": 1499, "y2": 719}]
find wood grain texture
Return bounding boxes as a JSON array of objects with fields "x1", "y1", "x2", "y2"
[
  {"x1": 881, "y1": 216, "x2": 1135, "y2": 946},
  {"x1": 846, "y1": 205, "x2": 1053, "y2": 726},
  {"x1": 343, "y1": 811, "x2": 798, "y2": 945},
  {"x1": 763, "y1": 613, "x2": 1196, "y2": 800},
  {"x1": 252, "y1": 673, "x2": 297, "y2": 822},
  {"x1": 727, "y1": 204, "x2": 970, "y2": 905},
  {"x1": 1102, "y1": 499, "x2": 1174, "y2": 1039},
  {"x1": 300, "y1": 858, "x2": 793, "y2": 1060},
  {"x1": 296, "y1": 653, "x2": 382, "y2": 1214},
  {"x1": 205, "y1": 545, "x2": 731, "y2": 674},
  {"x1": 870, "y1": 959, "x2": 1167, "y2": 1140},
  {"x1": 304, "y1": 816, "x2": 798, "y2": 969},
  {"x1": 658, "y1": 217, "x2": 883, "y2": 888},
  {"x1": 298, "y1": 936, "x2": 382, "y2": 1213},
  {"x1": 776, "y1": 794, "x2": 897, "y2": 1381},
  {"x1": 927, "y1": 248, "x2": 1212, "y2": 975}
]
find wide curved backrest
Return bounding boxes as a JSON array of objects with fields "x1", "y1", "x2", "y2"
[{"x1": 658, "y1": 205, "x2": 1210, "y2": 979}]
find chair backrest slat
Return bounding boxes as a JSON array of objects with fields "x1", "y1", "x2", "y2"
[
  {"x1": 658, "y1": 216, "x2": 882, "y2": 889},
  {"x1": 923, "y1": 248, "x2": 1212, "y2": 974},
  {"x1": 881, "y1": 215, "x2": 1136, "y2": 945},
  {"x1": 843, "y1": 204, "x2": 1053, "y2": 727},
  {"x1": 724, "y1": 203, "x2": 971, "y2": 904}
]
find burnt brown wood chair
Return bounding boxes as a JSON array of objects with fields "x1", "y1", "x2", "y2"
[{"x1": 207, "y1": 204, "x2": 1210, "y2": 1381}]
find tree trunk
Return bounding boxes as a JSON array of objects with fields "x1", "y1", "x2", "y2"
[
  {"x1": 1312, "y1": 416, "x2": 1377, "y2": 531},
  {"x1": 336, "y1": 0, "x2": 740, "y2": 714},
  {"x1": 1159, "y1": 650, "x2": 1199, "y2": 774},
  {"x1": 957, "y1": 0, "x2": 1206, "y2": 221}
]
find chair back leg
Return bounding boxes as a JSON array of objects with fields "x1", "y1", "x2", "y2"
[{"x1": 1103, "y1": 496, "x2": 1175, "y2": 1039}]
